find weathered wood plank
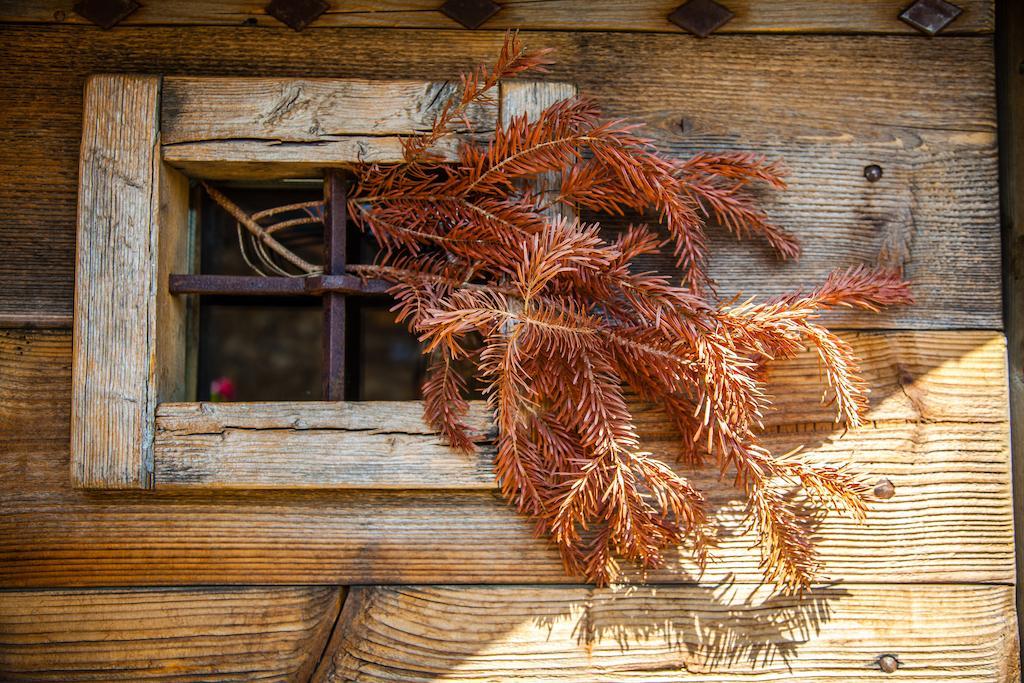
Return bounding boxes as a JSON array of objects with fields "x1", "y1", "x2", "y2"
[
  {"x1": 0, "y1": 586, "x2": 343, "y2": 681},
  {"x1": 162, "y1": 78, "x2": 576, "y2": 179},
  {"x1": 162, "y1": 77, "x2": 494, "y2": 143},
  {"x1": 155, "y1": 401, "x2": 494, "y2": 489},
  {"x1": 1, "y1": 330, "x2": 1013, "y2": 586},
  {"x1": 71, "y1": 75, "x2": 166, "y2": 489},
  {"x1": 70, "y1": 76, "x2": 191, "y2": 489},
  {"x1": 161, "y1": 77, "x2": 496, "y2": 177},
  {"x1": 1, "y1": 482, "x2": 1012, "y2": 586},
  {"x1": 501, "y1": 79, "x2": 578, "y2": 127},
  {"x1": 154, "y1": 411, "x2": 1010, "y2": 492},
  {"x1": 152, "y1": 331, "x2": 1009, "y2": 489},
  {"x1": 312, "y1": 584, "x2": 1018, "y2": 682},
  {"x1": 0, "y1": 1, "x2": 995, "y2": 34},
  {"x1": 0, "y1": 29, "x2": 999, "y2": 328}
]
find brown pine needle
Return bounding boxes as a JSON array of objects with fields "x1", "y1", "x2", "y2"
[{"x1": 342, "y1": 32, "x2": 914, "y2": 590}]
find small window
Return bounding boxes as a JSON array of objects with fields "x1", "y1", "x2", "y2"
[
  {"x1": 192, "y1": 181, "x2": 427, "y2": 402},
  {"x1": 70, "y1": 74, "x2": 567, "y2": 489}
]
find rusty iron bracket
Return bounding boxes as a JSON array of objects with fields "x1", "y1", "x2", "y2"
[
  {"x1": 899, "y1": 0, "x2": 962, "y2": 35},
  {"x1": 668, "y1": 0, "x2": 734, "y2": 38},
  {"x1": 265, "y1": 0, "x2": 329, "y2": 31},
  {"x1": 440, "y1": 0, "x2": 501, "y2": 29},
  {"x1": 72, "y1": 0, "x2": 139, "y2": 29}
]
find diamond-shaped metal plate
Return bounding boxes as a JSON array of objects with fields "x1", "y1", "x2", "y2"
[
  {"x1": 668, "y1": 0, "x2": 734, "y2": 38},
  {"x1": 265, "y1": 0, "x2": 329, "y2": 31},
  {"x1": 72, "y1": 0, "x2": 139, "y2": 29},
  {"x1": 899, "y1": 0, "x2": 962, "y2": 35},
  {"x1": 440, "y1": 0, "x2": 501, "y2": 29}
]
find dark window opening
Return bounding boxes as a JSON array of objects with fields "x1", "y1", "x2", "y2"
[{"x1": 193, "y1": 182, "x2": 427, "y2": 402}]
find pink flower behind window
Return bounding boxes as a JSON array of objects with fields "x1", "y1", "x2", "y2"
[{"x1": 210, "y1": 376, "x2": 236, "y2": 402}]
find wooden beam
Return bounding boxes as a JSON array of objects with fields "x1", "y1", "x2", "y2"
[
  {"x1": 161, "y1": 78, "x2": 494, "y2": 143},
  {"x1": 2, "y1": 329, "x2": 1013, "y2": 586},
  {"x1": 160, "y1": 77, "x2": 497, "y2": 178},
  {"x1": 154, "y1": 410, "x2": 1010, "y2": 494},
  {"x1": 0, "y1": 587, "x2": 343, "y2": 681},
  {"x1": 1, "y1": 477, "x2": 1013, "y2": 586},
  {"x1": 71, "y1": 75, "x2": 190, "y2": 489},
  {"x1": 0, "y1": 1, "x2": 996, "y2": 34},
  {"x1": 312, "y1": 584, "x2": 1018, "y2": 682},
  {"x1": 0, "y1": 30, "x2": 999, "y2": 329}
]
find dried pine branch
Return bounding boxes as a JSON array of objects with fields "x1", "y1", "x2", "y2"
[{"x1": 344, "y1": 32, "x2": 913, "y2": 590}]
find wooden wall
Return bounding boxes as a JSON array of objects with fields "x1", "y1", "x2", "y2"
[{"x1": 0, "y1": 1, "x2": 1017, "y2": 680}]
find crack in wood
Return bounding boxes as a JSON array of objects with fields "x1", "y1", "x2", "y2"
[{"x1": 307, "y1": 587, "x2": 347, "y2": 683}]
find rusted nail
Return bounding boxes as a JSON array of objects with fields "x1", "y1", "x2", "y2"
[
  {"x1": 877, "y1": 654, "x2": 900, "y2": 673},
  {"x1": 53, "y1": 9, "x2": 67, "y2": 21},
  {"x1": 864, "y1": 164, "x2": 883, "y2": 182},
  {"x1": 899, "y1": 0, "x2": 962, "y2": 36},
  {"x1": 874, "y1": 478, "x2": 896, "y2": 500},
  {"x1": 440, "y1": 0, "x2": 501, "y2": 29},
  {"x1": 668, "y1": 0, "x2": 734, "y2": 38}
]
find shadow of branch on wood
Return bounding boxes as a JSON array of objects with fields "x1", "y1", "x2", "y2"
[{"x1": 558, "y1": 578, "x2": 847, "y2": 674}]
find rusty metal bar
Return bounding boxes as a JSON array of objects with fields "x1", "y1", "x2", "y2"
[
  {"x1": 168, "y1": 273, "x2": 390, "y2": 297},
  {"x1": 323, "y1": 171, "x2": 349, "y2": 401},
  {"x1": 169, "y1": 274, "x2": 306, "y2": 296}
]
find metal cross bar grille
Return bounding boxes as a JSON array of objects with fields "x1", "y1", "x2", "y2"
[{"x1": 168, "y1": 171, "x2": 388, "y2": 401}]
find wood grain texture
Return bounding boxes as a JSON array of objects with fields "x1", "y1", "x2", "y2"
[
  {"x1": 2, "y1": 431, "x2": 1013, "y2": 586},
  {"x1": 154, "y1": 410, "x2": 1011, "y2": 492},
  {"x1": 0, "y1": 1, "x2": 995, "y2": 34},
  {"x1": 161, "y1": 77, "x2": 497, "y2": 177},
  {"x1": 71, "y1": 75, "x2": 163, "y2": 489},
  {"x1": 0, "y1": 586, "x2": 343, "y2": 681},
  {"x1": 155, "y1": 165, "x2": 193, "y2": 412},
  {"x1": 501, "y1": 80, "x2": 578, "y2": 126},
  {"x1": 312, "y1": 584, "x2": 1019, "y2": 682},
  {"x1": 152, "y1": 331, "x2": 1009, "y2": 489},
  {"x1": 154, "y1": 401, "x2": 493, "y2": 489},
  {"x1": 1, "y1": 329, "x2": 1013, "y2": 586},
  {"x1": 162, "y1": 77, "x2": 494, "y2": 143},
  {"x1": 0, "y1": 28, "x2": 999, "y2": 328}
]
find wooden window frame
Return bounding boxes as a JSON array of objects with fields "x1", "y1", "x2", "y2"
[{"x1": 71, "y1": 73, "x2": 574, "y2": 490}]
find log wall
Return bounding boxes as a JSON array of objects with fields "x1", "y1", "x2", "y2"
[{"x1": 0, "y1": 2, "x2": 1016, "y2": 680}]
